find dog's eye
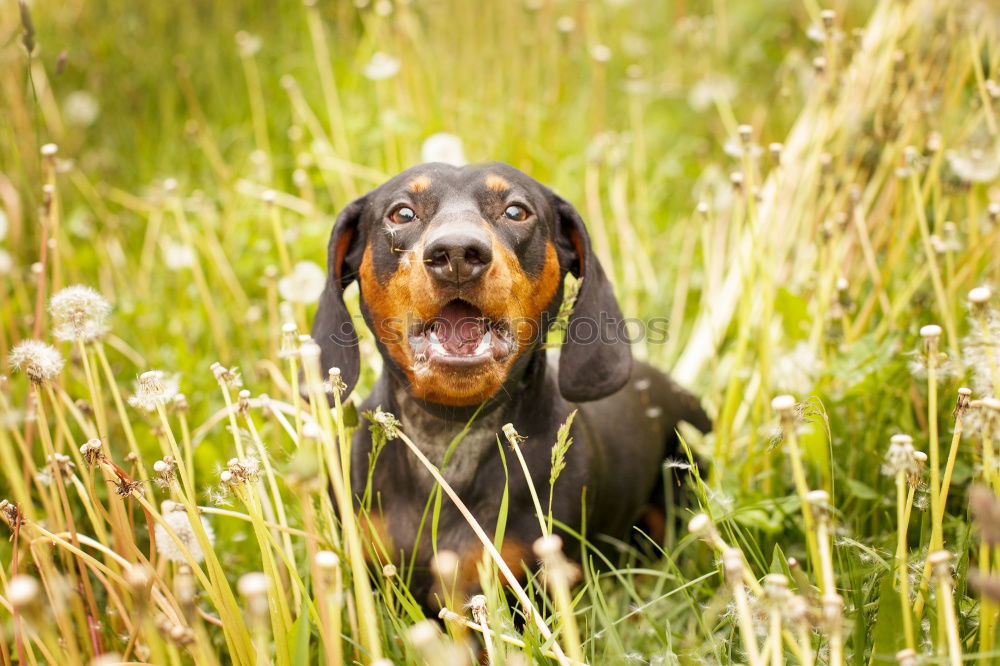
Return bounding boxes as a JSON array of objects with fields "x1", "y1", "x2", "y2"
[
  {"x1": 503, "y1": 204, "x2": 529, "y2": 221},
  {"x1": 389, "y1": 206, "x2": 416, "y2": 224}
]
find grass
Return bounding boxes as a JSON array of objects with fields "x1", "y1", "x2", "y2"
[{"x1": 1, "y1": 0, "x2": 1000, "y2": 663}]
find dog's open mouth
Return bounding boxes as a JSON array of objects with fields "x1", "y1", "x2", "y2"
[{"x1": 409, "y1": 300, "x2": 514, "y2": 366}]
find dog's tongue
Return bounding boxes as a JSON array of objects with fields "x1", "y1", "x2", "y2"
[{"x1": 438, "y1": 300, "x2": 485, "y2": 353}]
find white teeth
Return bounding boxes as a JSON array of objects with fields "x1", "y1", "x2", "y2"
[
  {"x1": 474, "y1": 331, "x2": 493, "y2": 355},
  {"x1": 428, "y1": 331, "x2": 447, "y2": 354}
]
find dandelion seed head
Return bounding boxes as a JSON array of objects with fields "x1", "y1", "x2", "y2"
[
  {"x1": 235, "y1": 31, "x2": 262, "y2": 57},
  {"x1": 6, "y1": 575, "x2": 40, "y2": 610},
  {"x1": 363, "y1": 52, "x2": 400, "y2": 80},
  {"x1": 237, "y1": 571, "x2": 268, "y2": 598},
  {"x1": 555, "y1": 15, "x2": 576, "y2": 33},
  {"x1": 210, "y1": 362, "x2": 242, "y2": 389},
  {"x1": 970, "y1": 286, "x2": 992, "y2": 304},
  {"x1": 771, "y1": 394, "x2": 797, "y2": 412},
  {"x1": 590, "y1": 44, "x2": 612, "y2": 63},
  {"x1": 315, "y1": 550, "x2": 340, "y2": 570},
  {"x1": 277, "y1": 261, "x2": 325, "y2": 304},
  {"x1": 49, "y1": 285, "x2": 111, "y2": 342},
  {"x1": 946, "y1": 145, "x2": 1000, "y2": 184},
  {"x1": 154, "y1": 507, "x2": 212, "y2": 563},
  {"x1": 128, "y1": 371, "x2": 179, "y2": 411},
  {"x1": 883, "y1": 434, "x2": 919, "y2": 476},
  {"x1": 8, "y1": 340, "x2": 64, "y2": 384},
  {"x1": 688, "y1": 75, "x2": 736, "y2": 111},
  {"x1": 161, "y1": 238, "x2": 196, "y2": 270},
  {"x1": 421, "y1": 133, "x2": 466, "y2": 166},
  {"x1": 63, "y1": 90, "x2": 99, "y2": 127}
]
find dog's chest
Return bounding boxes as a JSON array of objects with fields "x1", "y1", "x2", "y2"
[{"x1": 395, "y1": 393, "x2": 505, "y2": 494}]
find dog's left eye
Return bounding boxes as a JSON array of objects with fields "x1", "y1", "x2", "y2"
[
  {"x1": 389, "y1": 206, "x2": 416, "y2": 224},
  {"x1": 503, "y1": 204, "x2": 529, "y2": 221}
]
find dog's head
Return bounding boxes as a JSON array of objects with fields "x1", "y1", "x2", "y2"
[{"x1": 312, "y1": 162, "x2": 631, "y2": 406}]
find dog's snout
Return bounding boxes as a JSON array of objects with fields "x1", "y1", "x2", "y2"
[{"x1": 423, "y1": 229, "x2": 493, "y2": 285}]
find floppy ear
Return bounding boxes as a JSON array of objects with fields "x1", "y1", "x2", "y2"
[
  {"x1": 552, "y1": 194, "x2": 632, "y2": 402},
  {"x1": 311, "y1": 195, "x2": 369, "y2": 397}
]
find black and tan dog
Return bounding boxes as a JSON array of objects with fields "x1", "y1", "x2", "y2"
[{"x1": 311, "y1": 162, "x2": 710, "y2": 604}]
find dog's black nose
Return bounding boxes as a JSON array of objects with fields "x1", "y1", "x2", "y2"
[{"x1": 423, "y1": 230, "x2": 493, "y2": 285}]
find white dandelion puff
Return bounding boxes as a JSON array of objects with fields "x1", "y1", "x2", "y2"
[
  {"x1": 128, "y1": 371, "x2": 179, "y2": 411},
  {"x1": 235, "y1": 31, "x2": 262, "y2": 58},
  {"x1": 49, "y1": 285, "x2": 112, "y2": 342},
  {"x1": 590, "y1": 44, "x2": 612, "y2": 63},
  {"x1": 154, "y1": 504, "x2": 213, "y2": 563},
  {"x1": 8, "y1": 340, "x2": 64, "y2": 384},
  {"x1": 277, "y1": 261, "x2": 326, "y2": 304},
  {"x1": 555, "y1": 15, "x2": 576, "y2": 33},
  {"x1": 161, "y1": 238, "x2": 196, "y2": 271},
  {"x1": 62, "y1": 91, "x2": 100, "y2": 127},
  {"x1": 363, "y1": 52, "x2": 400, "y2": 81},
  {"x1": 688, "y1": 75, "x2": 736, "y2": 111},
  {"x1": 946, "y1": 146, "x2": 1000, "y2": 184},
  {"x1": 421, "y1": 133, "x2": 466, "y2": 166}
]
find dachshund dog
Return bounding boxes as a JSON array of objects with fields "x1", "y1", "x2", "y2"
[{"x1": 311, "y1": 162, "x2": 710, "y2": 606}]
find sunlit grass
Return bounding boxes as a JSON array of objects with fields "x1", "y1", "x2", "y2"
[{"x1": 1, "y1": 0, "x2": 1000, "y2": 663}]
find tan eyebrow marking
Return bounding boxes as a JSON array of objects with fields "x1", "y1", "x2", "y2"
[
  {"x1": 485, "y1": 174, "x2": 510, "y2": 192},
  {"x1": 407, "y1": 175, "x2": 432, "y2": 192}
]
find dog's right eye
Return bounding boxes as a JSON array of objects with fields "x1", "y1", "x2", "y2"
[{"x1": 389, "y1": 206, "x2": 416, "y2": 224}]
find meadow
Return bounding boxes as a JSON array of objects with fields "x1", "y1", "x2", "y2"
[{"x1": 1, "y1": 0, "x2": 999, "y2": 663}]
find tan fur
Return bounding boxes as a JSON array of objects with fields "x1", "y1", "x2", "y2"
[
  {"x1": 407, "y1": 175, "x2": 432, "y2": 193},
  {"x1": 359, "y1": 236, "x2": 561, "y2": 406},
  {"x1": 458, "y1": 539, "x2": 531, "y2": 587},
  {"x1": 484, "y1": 174, "x2": 510, "y2": 192},
  {"x1": 358, "y1": 512, "x2": 394, "y2": 563}
]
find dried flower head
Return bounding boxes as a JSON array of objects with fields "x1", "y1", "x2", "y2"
[
  {"x1": 210, "y1": 362, "x2": 243, "y2": 389},
  {"x1": 80, "y1": 438, "x2": 105, "y2": 465},
  {"x1": 153, "y1": 457, "x2": 178, "y2": 489},
  {"x1": 221, "y1": 457, "x2": 261, "y2": 487},
  {"x1": 48, "y1": 285, "x2": 111, "y2": 342},
  {"x1": 154, "y1": 502, "x2": 213, "y2": 563},
  {"x1": 279, "y1": 322, "x2": 300, "y2": 359},
  {"x1": 965, "y1": 398, "x2": 1000, "y2": 442},
  {"x1": 8, "y1": 340, "x2": 64, "y2": 384},
  {"x1": 883, "y1": 434, "x2": 919, "y2": 477},
  {"x1": 128, "y1": 371, "x2": 179, "y2": 411},
  {"x1": 368, "y1": 408, "x2": 401, "y2": 440},
  {"x1": 48, "y1": 452, "x2": 73, "y2": 476},
  {"x1": 0, "y1": 499, "x2": 23, "y2": 529},
  {"x1": 323, "y1": 367, "x2": 347, "y2": 397},
  {"x1": 962, "y1": 295, "x2": 1000, "y2": 396}
]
